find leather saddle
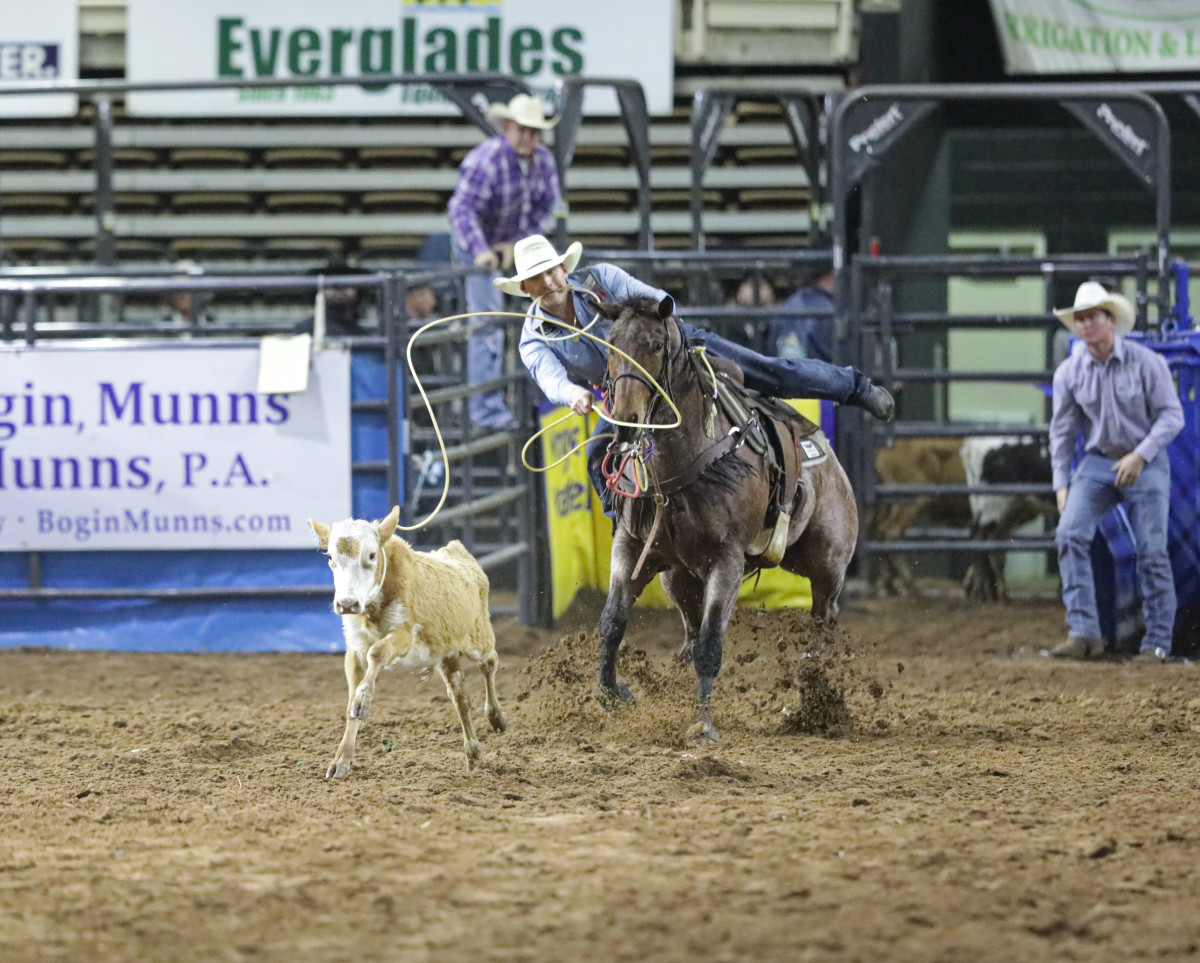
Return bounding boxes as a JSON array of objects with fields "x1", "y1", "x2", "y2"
[
  {"x1": 602, "y1": 353, "x2": 833, "y2": 568},
  {"x1": 708, "y1": 371, "x2": 830, "y2": 566}
]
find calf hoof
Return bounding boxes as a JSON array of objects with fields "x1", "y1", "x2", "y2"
[
  {"x1": 465, "y1": 739, "x2": 483, "y2": 770},
  {"x1": 596, "y1": 681, "x2": 635, "y2": 709},
  {"x1": 326, "y1": 758, "x2": 351, "y2": 779},
  {"x1": 674, "y1": 643, "x2": 694, "y2": 667},
  {"x1": 350, "y1": 685, "x2": 373, "y2": 721},
  {"x1": 488, "y1": 708, "x2": 509, "y2": 733}
]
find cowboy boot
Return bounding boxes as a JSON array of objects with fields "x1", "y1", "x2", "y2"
[{"x1": 856, "y1": 381, "x2": 895, "y2": 422}]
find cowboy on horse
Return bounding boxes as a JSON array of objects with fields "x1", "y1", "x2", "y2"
[{"x1": 501, "y1": 234, "x2": 894, "y2": 512}]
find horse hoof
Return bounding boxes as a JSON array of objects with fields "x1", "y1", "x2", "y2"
[
  {"x1": 596, "y1": 682, "x2": 635, "y2": 709},
  {"x1": 686, "y1": 720, "x2": 720, "y2": 743}
]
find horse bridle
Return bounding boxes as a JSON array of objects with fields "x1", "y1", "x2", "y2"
[{"x1": 604, "y1": 313, "x2": 687, "y2": 429}]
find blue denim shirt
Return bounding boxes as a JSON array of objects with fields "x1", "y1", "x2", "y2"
[{"x1": 518, "y1": 263, "x2": 666, "y2": 407}]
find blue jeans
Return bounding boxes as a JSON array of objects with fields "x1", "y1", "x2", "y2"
[
  {"x1": 454, "y1": 244, "x2": 514, "y2": 429},
  {"x1": 685, "y1": 325, "x2": 861, "y2": 403},
  {"x1": 586, "y1": 414, "x2": 616, "y2": 517},
  {"x1": 1056, "y1": 452, "x2": 1176, "y2": 652}
]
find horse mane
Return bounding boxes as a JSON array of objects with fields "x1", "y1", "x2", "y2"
[{"x1": 606, "y1": 295, "x2": 671, "y2": 329}]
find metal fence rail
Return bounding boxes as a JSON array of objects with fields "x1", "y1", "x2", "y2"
[{"x1": 0, "y1": 264, "x2": 543, "y2": 623}]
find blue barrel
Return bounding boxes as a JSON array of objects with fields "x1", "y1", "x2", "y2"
[{"x1": 1093, "y1": 331, "x2": 1200, "y2": 655}]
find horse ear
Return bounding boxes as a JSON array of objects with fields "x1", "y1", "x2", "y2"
[
  {"x1": 594, "y1": 301, "x2": 622, "y2": 321},
  {"x1": 656, "y1": 295, "x2": 675, "y2": 319}
]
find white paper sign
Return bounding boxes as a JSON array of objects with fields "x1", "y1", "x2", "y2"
[
  {"x1": 0, "y1": 0, "x2": 79, "y2": 117},
  {"x1": 989, "y1": 0, "x2": 1200, "y2": 74},
  {"x1": 0, "y1": 341, "x2": 352, "y2": 550},
  {"x1": 125, "y1": 0, "x2": 674, "y2": 116},
  {"x1": 257, "y1": 334, "x2": 313, "y2": 395}
]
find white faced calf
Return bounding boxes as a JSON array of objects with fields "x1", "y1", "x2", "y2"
[{"x1": 308, "y1": 506, "x2": 507, "y2": 776}]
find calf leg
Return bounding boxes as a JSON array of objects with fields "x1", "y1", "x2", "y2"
[
  {"x1": 351, "y1": 636, "x2": 398, "y2": 722},
  {"x1": 328, "y1": 648, "x2": 366, "y2": 779},
  {"x1": 439, "y1": 656, "x2": 483, "y2": 770},
  {"x1": 479, "y1": 654, "x2": 508, "y2": 733}
]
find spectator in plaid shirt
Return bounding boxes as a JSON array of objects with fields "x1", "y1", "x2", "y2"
[{"x1": 448, "y1": 94, "x2": 564, "y2": 429}]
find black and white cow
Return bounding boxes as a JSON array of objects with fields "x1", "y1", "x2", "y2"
[
  {"x1": 959, "y1": 436, "x2": 1056, "y2": 601},
  {"x1": 873, "y1": 435, "x2": 1056, "y2": 600}
]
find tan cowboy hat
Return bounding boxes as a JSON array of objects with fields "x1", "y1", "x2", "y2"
[
  {"x1": 485, "y1": 93, "x2": 558, "y2": 131},
  {"x1": 1052, "y1": 281, "x2": 1135, "y2": 336},
  {"x1": 493, "y1": 235, "x2": 582, "y2": 297}
]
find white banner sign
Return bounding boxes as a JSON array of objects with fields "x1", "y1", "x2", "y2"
[
  {"x1": 126, "y1": 0, "x2": 674, "y2": 116},
  {"x1": 0, "y1": 0, "x2": 78, "y2": 118},
  {"x1": 989, "y1": 0, "x2": 1200, "y2": 73},
  {"x1": 0, "y1": 342, "x2": 352, "y2": 551}
]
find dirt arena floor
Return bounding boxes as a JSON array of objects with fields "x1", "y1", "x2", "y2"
[{"x1": 2, "y1": 586, "x2": 1200, "y2": 962}]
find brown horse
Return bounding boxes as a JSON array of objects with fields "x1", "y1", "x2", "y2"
[{"x1": 595, "y1": 295, "x2": 859, "y2": 742}]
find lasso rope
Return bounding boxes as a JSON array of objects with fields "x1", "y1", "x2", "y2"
[{"x1": 401, "y1": 288, "x2": 682, "y2": 530}]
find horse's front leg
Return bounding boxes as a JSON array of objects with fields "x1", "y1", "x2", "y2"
[
  {"x1": 689, "y1": 554, "x2": 745, "y2": 743},
  {"x1": 597, "y1": 524, "x2": 655, "y2": 707},
  {"x1": 661, "y1": 567, "x2": 705, "y2": 666}
]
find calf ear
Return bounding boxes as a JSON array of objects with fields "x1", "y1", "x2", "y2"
[
  {"x1": 656, "y1": 295, "x2": 675, "y2": 320},
  {"x1": 308, "y1": 519, "x2": 330, "y2": 551},
  {"x1": 594, "y1": 301, "x2": 622, "y2": 321},
  {"x1": 377, "y1": 506, "x2": 400, "y2": 542}
]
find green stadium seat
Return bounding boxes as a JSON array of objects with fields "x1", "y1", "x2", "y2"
[
  {"x1": 566, "y1": 189, "x2": 634, "y2": 212},
  {"x1": 357, "y1": 235, "x2": 425, "y2": 259},
  {"x1": 1, "y1": 237, "x2": 75, "y2": 261},
  {"x1": 168, "y1": 148, "x2": 253, "y2": 169},
  {"x1": 78, "y1": 147, "x2": 159, "y2": 169},
  {"x1": 81, "y1": 192, "x2": 165, "y2": 214},
  {"x1": 570, "y1": 145, "x2": 628, "y2": 166},
  {"x1": 264, "y1": 237, "x2": 345, "y2": 259},
  {"x1": 264, "y1": 192, "x2": 348, "y2": 213},
  {"x1": 736, "y1": 187, "x2": 809, "y2": 209},
  {"x1": 652, "y1": 188, "x2": 722, "y2": 211},
  {"x1": 360, "y1": 190, "x2": 445, "y2": 213},
  {"x1": 0, "y1": 150, "x2": 70, "y2": 169},
  {"x1": 358, "y1": 146, "x2": 441, "y2": 167},
  {"x1": 170, "y1": 191, "x2": 255, "y2": 213},
  {"x1": 0, "y1": 193, "x2": 74, "y2": 214},
  {"x1": 262, "y1": 147, "x2": 344, "y2": 168},
  {"x1": 169, "y1": 237, "x2": 258, "y2": 260}
]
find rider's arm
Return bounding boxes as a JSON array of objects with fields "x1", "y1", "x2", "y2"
[
  {"x1": 519, "y1": 319, "x2": 584, "y2": 408},
  {"x1": 593, "y1": 263, "x2": 669, "y2": 304}
]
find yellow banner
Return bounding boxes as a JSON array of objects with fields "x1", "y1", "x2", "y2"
[
  {"x1": 542, "y1": 401, "x2": 830, "y2": 617},
  {"x1": 539, "y1": 407, "x2": 600, "y2": 620}
]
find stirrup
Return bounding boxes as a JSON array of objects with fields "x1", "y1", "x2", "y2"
[{"x1": 748, "y1": 510, "x2": 791, "y2": 564}]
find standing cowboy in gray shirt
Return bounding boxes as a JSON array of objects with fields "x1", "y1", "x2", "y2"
[{"x1": 1047, "y1": 282, "x2": 1184, "y2": 663}]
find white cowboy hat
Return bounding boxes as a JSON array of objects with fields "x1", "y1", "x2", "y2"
[
  {"x1": 493, "y1": 235, "x2": 582, "y2": 297},
  {"x1": 1052, "y1": 281, "x2": 1135, "y2": 336},
  {"x1": 485, "y1": 93, "x2": 558, "y2": 131}
]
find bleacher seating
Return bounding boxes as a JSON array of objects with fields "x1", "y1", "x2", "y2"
[{"x1": 1, "y1": 87, "x2": 824, "y2": 266}]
